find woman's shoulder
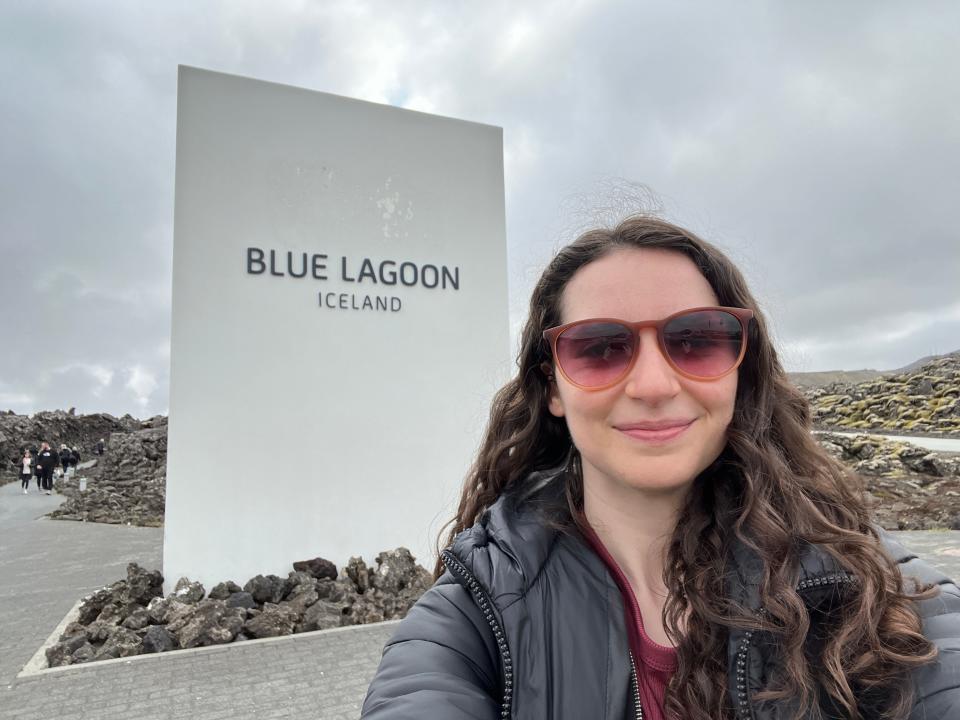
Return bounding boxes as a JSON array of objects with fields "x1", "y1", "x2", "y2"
[
  {"x1": 444, "y1": 468, "x2": 575, "y2": 604},
  {"x1": 857, "y1": 529, "x2": 960, "y2": 716},
  {"x1": 877, "y1": 529, "x2": 960, "y2": 595}
]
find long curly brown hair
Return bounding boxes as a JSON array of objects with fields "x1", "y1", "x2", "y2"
[{"x1": 435, "y1": 215, "x2": 937, "y2": 719}]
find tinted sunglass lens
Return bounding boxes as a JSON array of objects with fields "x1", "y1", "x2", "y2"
[
  {"x1": 663, "y1": 310, "x2": 743, "y2": 378},
  {"x1": 555, "y1": 322, "x2": 634, "y2": 386}
]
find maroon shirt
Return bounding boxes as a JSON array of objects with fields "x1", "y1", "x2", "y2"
[{"x1": 580, "y1": 521, "x2": 678, "y2": 720}]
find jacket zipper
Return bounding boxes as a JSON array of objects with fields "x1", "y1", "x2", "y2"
[
  {"x1": 629, "y1": 652, "x2": 644, "y2": 720},
  {"x1": 442, "y1": 549, "x2": 514, "y2": 720},
  {"x1": 734, "y1": 572, "x2": 858, "y2": 720}
]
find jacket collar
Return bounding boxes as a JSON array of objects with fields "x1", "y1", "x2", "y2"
[{"x1": 449, "y1": 467, "x2": 851, "y2": 611}]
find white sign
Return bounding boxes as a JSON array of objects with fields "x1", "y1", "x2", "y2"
[{"x1": 165, "y1": 67, "x2": 509, "y2": 592}]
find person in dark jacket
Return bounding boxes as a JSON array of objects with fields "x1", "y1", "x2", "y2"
[
  {"x1": 59, "y1": 444, "x2": 71, "y2": 475},
  {"x1": 95, "y1": 438, "x2": 105, "y2": 456},
  {"x1": 32, "y1": 448, "x2": 42, "y2": 491},
  {"x1": 35, "y1": 442, "x2": 58, "y2": 495},
  {"x1": 362, "y1": 216, "x2": 960, "y2": 720}
]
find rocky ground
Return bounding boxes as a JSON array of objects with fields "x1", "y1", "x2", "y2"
[
  {"x1": 45, "y1": 549, "x2": 432, "y2": 668},
  {"x1": 0, "y1": 409, "x2": 149, "y2": 485},
  {"x1": 805, "y1": 353, "x2": 960, "y2": 436},
  {"x1": 817, "y1": 432, "x2": 960, "y2": 530},
  {"x1": 49, "y1": 419, "x2": 166, "y2": 526}
]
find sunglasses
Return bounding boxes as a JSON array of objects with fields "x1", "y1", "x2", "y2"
[{"x1": 542, "y1": 306, "x2": 754, "y2": 390}]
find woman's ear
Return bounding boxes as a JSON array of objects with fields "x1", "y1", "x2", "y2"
[{"x1": 541, "y1": 362, "x2": 565, "y2": 418}]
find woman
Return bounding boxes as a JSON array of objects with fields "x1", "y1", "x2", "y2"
[
  {"x1": 17, "y1": 449, "x2": 33, "y2": 494},
  {"x1": 361, "y1": 216, "x2": 960, "y2": 719}
]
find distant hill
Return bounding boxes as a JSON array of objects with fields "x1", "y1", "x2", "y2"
[
  {"x1": 788, "y1": 369, "x2": 885, "y2": 391},
  {"x1": 892, "y1": 350, "x2": 960, "y2": 374},
  {"x1": 788, "y1": 350, "x2": 960, "y2": 391}
]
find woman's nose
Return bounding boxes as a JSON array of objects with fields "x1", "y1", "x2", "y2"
[{"x1": 622, "y1": 328, "x2": 682, "y2": 401}]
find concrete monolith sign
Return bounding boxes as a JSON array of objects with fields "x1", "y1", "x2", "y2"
[{"x1": 165, "y1": 67, "x2": 508, "y2": 591}]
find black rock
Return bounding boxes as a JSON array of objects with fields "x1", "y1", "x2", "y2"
[
  {"x1": 280, "y1": 587, "x2": 319, "y2": 617},
  {"x1": 141, "y1": 625, "x2": 177, "y2": 654},
  {"x1": 283, "y1": 571, "x2": 317, "y2": 600},
  {"x1": 121, "y1": 608, "x2": 151, "y2": 631},
  {"x1": 225, "y1": 592, "x2": 257, "y2": 610},
  {"x1": 125, "y1": 563, "x2": 163, "y2": 605},
  {"x1": 166, "y1": 600, "x2": 245, "y2": 649},
  {"x1": 299, "y1": 600, "x2": 346, "y2": 632},
  {"x1": 93, "y1": 627, "x2": 142, "y2": 661},
  {"x1": 46, "y1": 633, "x2": 88, "y2": 668},
  {"x1": 172, "y1": 577, "x2": 205, "y2": 604},
  {"x1": 370, "y1": 548, "x2": 421, "y2": 594},
  {"x1": 243, "y1": 574, "x2": 285, "y2": 604},
  {"x1": 343, "y1": 557, "x2": 371, "y2": 593},
  {"x1": 146, "y1": 596, "x2": 173, "y2": 625},
  {"x1": 292, "y1": 556, "x2": 338, "y2": 581},
  {"x1": 343, "y1": 593, "x2": 385, "y2": 625},
  {"x1": 208, "y1": 581, "x2": 242, "y2": 600},
  {"x1": 77, "y1": 587, "x2": 113, "y2": 625},
  {"x1": 71, "y1": 642, "x2": 96, "y2": 663},
  {"x1": 243, "y1": 603, "x2": 299, "y2": 639},
  {"x1": 86, "y1": 619, "x2": 118, "y2": 643}
]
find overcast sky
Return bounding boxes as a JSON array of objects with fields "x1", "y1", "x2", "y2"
[{"x1": 2, "y1": 1, "x2": 958, "y2": 418}]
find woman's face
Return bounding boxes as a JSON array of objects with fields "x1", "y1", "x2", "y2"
[{"x1": 547, "y1": 247, "x2": 738, "y2": 497}]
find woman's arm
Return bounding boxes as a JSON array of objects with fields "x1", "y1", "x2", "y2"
[{"x1": 361, "y1": 573, "x2": 503, "y2": 720}]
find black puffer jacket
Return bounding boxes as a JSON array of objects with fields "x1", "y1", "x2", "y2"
[{"x1": 362, "y1": 472, "x2": 960, "y2": 719}]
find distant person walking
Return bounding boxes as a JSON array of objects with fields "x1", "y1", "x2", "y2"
[
  {"x1": 33, "y1": 450, "x2": 42, "y2": 491},
  {"x1": 60, "y1": 444, "x2": 71, "y2": 475},
  {"x1": 95, "y1": 438, "x2": 105, "y2": 456},
  {"x1": 16, "y1": 449, "x2": 33, "y2": 494},
  {"x1": 69, "y1": 446, "x2": 80, "y2": 470},
  {"x1": 35, "y1": 442, "x2": 58, "y2": 495}
]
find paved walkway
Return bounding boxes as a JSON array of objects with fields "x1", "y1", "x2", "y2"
[
  {"x1": 1, "y1": 478, "x2": 959, "y2": 720},
  {"x1": 0, "y1": 481, "x2": 394, "y2": 720}
]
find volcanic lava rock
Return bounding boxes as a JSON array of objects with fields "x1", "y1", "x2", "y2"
[
  {"x1": 293, "y1": 556, "x2": 338, "y2": 581},
  {"x1": 243, "y1": 602, "x2": 299, "y2": 638},
  {"x1": 0, "y1": 410, "x2": 140, "y2": 487},
  {"x1": 806, "y1": 354, "x2": 960, "y2": 436},
  {"x1": 166, "y1": 600, "x2": 245, "y2": 649},
  {"x1": 71, "y1": 643, "x2": 96, "y2": 664},
  {"x1": 225, "y1": 592, "x2": 257, "y2": 610},
  {"x1": 121, "y1": 608, "x2": 151, "y2": 631},
  {"x1": 172, "y1": 577, "x2": 205, "y2": 604},
  {"x1": 816, "y1": 432, "x2": 960, "y2": 530},
  {"x1": 141, "y1": 626, "x2": 177, "y2": 654},
  {"x1": 48, "y1": 420, "x2": 167, "y2": 526},
  {"x1": 93, "y1": 627, "x2": 142, "y2": 660},
  {"x1": 243, "y1": 574, "x2": 286, "y2": 604},
  {"x1": 208, "y1": 581, "x2": 242, "y2": 600},
  {"x1": 48, "y1": 549, "x2": 434, "y2": 667},
  {"x1": 45, "y1": 633, "x2": 88, "y2": 667},
  {"x1": 299, "y1": 600, "x2": 346, "y2": 632}
]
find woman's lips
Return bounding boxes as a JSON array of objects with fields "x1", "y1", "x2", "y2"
[{"x1": 617, "y1": 420, "x2": 694, "y2": 443}]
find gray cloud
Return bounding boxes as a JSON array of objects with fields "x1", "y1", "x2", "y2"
[{"x1": 2, "y1": 1, "x2": 958, "y2": 416}]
